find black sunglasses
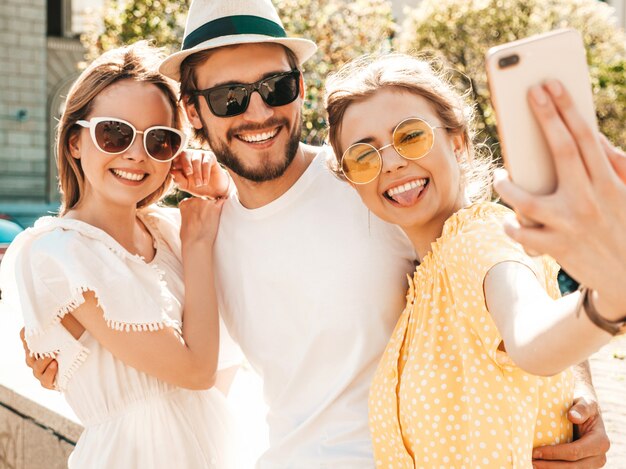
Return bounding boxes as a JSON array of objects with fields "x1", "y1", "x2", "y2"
[{"x1": 192, "y1": 70, "x2": 301, "y2": 118}]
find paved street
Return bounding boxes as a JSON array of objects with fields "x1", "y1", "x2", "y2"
[{"x1": 588, "y1": 335, "x2": 626, "y2": 468}]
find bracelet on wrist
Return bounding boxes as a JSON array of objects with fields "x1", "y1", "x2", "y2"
[{"x1": 577, "y1": 286, "x2": 626, "y2": 336}]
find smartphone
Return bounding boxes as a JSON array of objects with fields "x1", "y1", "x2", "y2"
[{"x1": 486, "y1": 28, "x2": 599, "y2": 195}]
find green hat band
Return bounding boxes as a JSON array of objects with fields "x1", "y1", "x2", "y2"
[{"x1": 183, "y1": 15, "x2": 287, "y2": 50}]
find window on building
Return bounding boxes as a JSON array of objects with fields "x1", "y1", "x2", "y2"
[
  {"x1": 48, "y1": 0, "x2": 96, "y2": 38},
  {"x1": 47, "y1": 0, "x2": 64, "y2": 37}
]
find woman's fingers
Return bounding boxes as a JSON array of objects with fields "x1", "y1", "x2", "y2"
[
  {"x1": 39, "y1": 361, "x2": 58, "y2": 390},
  {"x1": 543, "y1": 80, "x2": 611, "y2": 184},
  {"x1": 191, "y1": 153, "x2": 203, "y2": 187},
  {"x1": 501, "y1": 215, "x2": 541, "y2": 253},
  {"x1": 494, "y1": 169, "x2": 552, "y2": 224},
  {"x1": 201, "y1": 153, "x2": 212, "y2": 186},
  {"x1": 172, "y1": 150, "x2": 194, "y2": 177},
  {"x1": 527, "y1": 84, "x2": 587, "y2": 188},
  {"x1": 600, "y1": 134, "x2": 626, "y2": 184},
  {"x1": 170, "y1": 169, "x2": 189, "y2": 190}
]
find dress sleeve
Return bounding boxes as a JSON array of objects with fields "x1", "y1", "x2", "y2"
[
  {"x1": 442, "y1": 204, "x2": 560, "y2": 367},
  {"x1": 1, "y1": 225, "x2": 181, "y2": 390},
  {"x1": 1, "y1": 229, "x2": 90, "y2": 391}
]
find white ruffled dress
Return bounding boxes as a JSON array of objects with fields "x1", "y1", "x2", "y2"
[{"x1": 0, "y1": 206, "x2": 239, "y2": 468}]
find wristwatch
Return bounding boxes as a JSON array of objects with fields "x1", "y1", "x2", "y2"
[{"x1": 581, "y1": 287, "x2": 626, "y2": 336}]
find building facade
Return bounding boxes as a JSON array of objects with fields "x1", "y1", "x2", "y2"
[{"x1": 0, "y1": 0, "x2": 87, "y2": 226}]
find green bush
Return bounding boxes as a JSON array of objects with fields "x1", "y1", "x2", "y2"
[
  {"x1": 396, "y1": 0, "x2": 626, "y2": 158},
  {"x1": 84, "y1": 0, "x2": 396, "y2": 145},
  {"x1": 84, "y1": 0, "x2": 189, "y2": 59},
  {"x1": 276, "y1": 0, "x2": 396, "y2": 143},
  {"x1": 84, "y1": 0, "x2": 625, "y2": 150}
]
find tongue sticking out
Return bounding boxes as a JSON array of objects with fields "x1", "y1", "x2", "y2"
[{"x1": 390, "y1": 185, "x2": 424, "y2": 207}]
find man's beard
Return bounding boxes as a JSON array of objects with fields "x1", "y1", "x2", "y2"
[{"x1": 198, "y1": 114, "x2": 301, "y2": 183}]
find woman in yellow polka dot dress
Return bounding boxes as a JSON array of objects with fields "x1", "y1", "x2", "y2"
[{"x1": 324, "y1": 54, "x2": 615, "y2": 468}]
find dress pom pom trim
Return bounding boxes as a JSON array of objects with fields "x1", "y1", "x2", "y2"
[
  {"x1": 21, "y1": 210, "x2": 181, "y2": 359},
  {"x1": 56, "y1": 345, "x2": 90, "y2": 392},
  {"x1": 24, "y1": 286, "x2": 90, "y2": 340},
  {"x1": 103, "y1": 316, "x2": 180, "y2": 333},
  {"x1": 25, "y1": 285, "x2": 182, "y2": 345},
  {"x1": 29, "y1": 349, "x2": 60, "y2": 360},
  {"x1": 29, "y1": 210, "x2": 178, "y2": 315}
]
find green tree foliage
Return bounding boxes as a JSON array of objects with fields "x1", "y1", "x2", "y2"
[
  {"x1": 85, "y1": 0, "x2": 625, "y2": 149},
  {"x1": 84, "y1": 0, "x2": 395, "y2": 144},
  {"x1": 275, "y1": 0, "x2": 396, "y2": 143},
  {"x1": 396, "y1": 0, "x2": 626, "y2": 157},
  {"x1": 85, "y1": 0, "x2": 190, "y2": 59}
]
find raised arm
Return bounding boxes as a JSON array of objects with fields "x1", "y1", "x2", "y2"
[
  {"x1": 483, "y1": 261, "x2": 612, "y2": 376},
  {"x1": 494, "y1": 80, "x2": 626, "y2": 326}
]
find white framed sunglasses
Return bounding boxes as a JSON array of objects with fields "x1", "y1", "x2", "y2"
[{"x1": 76, "y1": 117, "x2": 188, "y2": 163}]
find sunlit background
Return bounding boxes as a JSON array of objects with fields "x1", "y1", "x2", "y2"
[{"x1": 1, "y1": 1, "x2": 625, "y2": 467}]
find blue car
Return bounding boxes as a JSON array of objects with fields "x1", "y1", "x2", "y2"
[{"x1": 0, "y1": 217, "x2": 24, "y2": 263}]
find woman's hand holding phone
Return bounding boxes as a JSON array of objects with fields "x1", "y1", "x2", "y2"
[
  {"x1": 494, "y1": 80, "x2": 626, "y2": 321},
  {"x1": 486, "y1": 29, "x2": 599, "y2": 198}
]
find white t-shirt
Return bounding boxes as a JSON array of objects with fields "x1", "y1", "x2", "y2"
[{"x1": 214, "y1": 147, "x2": 416, "y2": 468}]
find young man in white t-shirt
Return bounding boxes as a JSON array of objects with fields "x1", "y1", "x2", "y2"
[{"x1": 26, "y1": 0, "x2": 610, "y2": 467}]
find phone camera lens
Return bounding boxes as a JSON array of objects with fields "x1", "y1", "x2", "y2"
[{"x1": 498, "y1": 54, "x2": 520, "y2": 68}]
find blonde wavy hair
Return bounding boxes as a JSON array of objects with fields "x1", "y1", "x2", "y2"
[
  {"x1": 56, "y1": 41, "x2": 184, "y2": 215},
  {"x1": 324, "y1": 53, "x2": 493, "y2": 202}
]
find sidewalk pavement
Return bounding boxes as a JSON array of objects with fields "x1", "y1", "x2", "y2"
[{"x1": 588, "y1": 335, "x2": 626, "y2": 468}]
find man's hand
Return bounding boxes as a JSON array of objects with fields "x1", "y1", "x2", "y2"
[
  {"x1": 171, "y1": 149, "x2": 231, "y2": 198},
  {"x1": 532, "y1": 397, "x2": 609, "y2": 468},
  {"x1": 20, "y1": 327, "x2": 58, "y2": 390}
]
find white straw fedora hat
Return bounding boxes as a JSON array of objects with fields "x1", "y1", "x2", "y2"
[{"x1": 160, "y1": 0, "x2": 318, "y2": 81}]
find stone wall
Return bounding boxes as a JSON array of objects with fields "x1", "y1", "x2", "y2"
[
  {"x1": 0, "y1": 302, "x2": 81, "y2": 469},
  {"x1": 0, "y1": 386, "x2": 79, "y2": 469}
]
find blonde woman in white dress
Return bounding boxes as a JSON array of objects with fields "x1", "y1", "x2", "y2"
[{"x1": 0, "y1": 42, "x2": 239, "y2": 468}]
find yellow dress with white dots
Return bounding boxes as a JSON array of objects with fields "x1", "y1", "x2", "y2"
[{"x1": 369, "y1": 202, "x2": 573, "y2": 469}]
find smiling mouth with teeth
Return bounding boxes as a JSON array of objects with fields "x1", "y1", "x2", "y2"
[
  {"x1": 385, "y1": 178, "x2": 429, "y2": 203},
  {"x1": 111, "y1": 169, "x2": 147, "y2": 181},
  {"x1": 237, "y1": 127, "x2": 280, "y2": 143}
]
